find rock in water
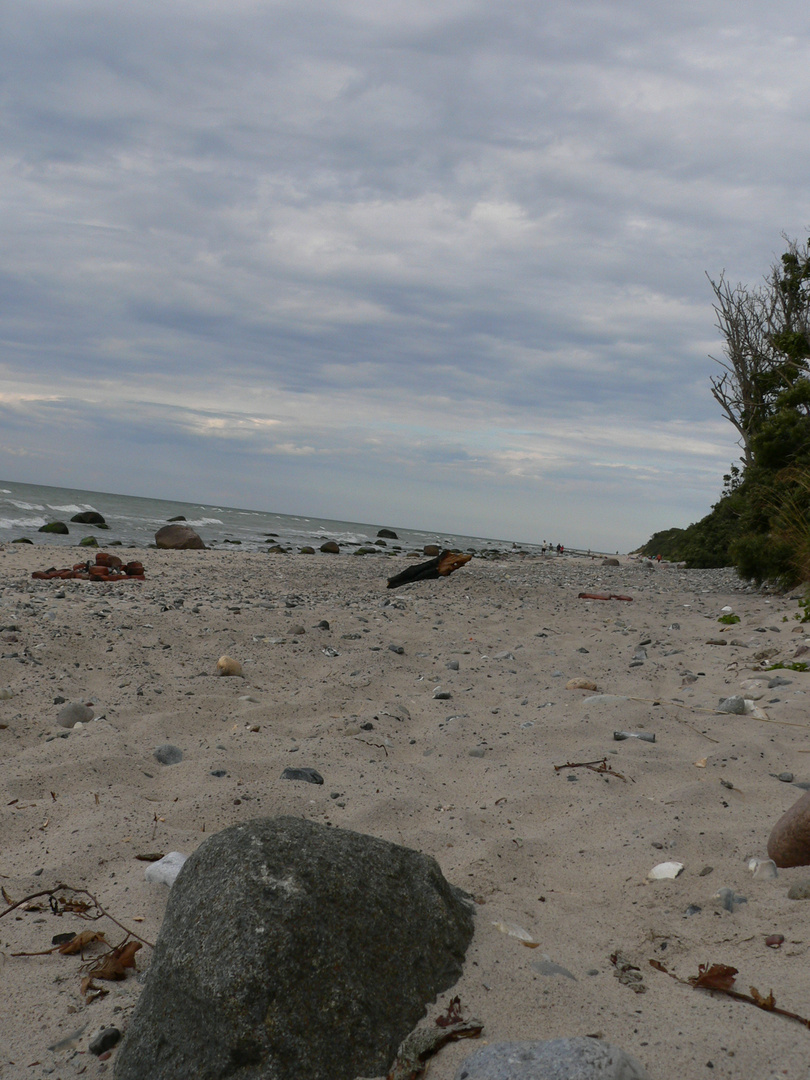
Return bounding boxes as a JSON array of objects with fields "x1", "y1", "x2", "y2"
[
  {"x1": 71, "y1": 511, "x2": 107, "y2": 526},
  {"x1": 454, "y1": 1038, "x2": 649, "y2": 1079},
  {"x1": 113, "y1": 817, "x2": 474, "y2": 1080},
  {"x1": 154, "y1": 523, "x2": 205, "y2": 549},
  {"x1": 768, "y1": 789, "x2": 810, "y2": 867}
]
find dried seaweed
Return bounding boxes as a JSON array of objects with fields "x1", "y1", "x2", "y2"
[
  {"x1": 553, "y1": 758, "x2": 631, "y2": 782},
  {"x1": 651, "y1": 960, "x2": 810, "y2": 1029}
]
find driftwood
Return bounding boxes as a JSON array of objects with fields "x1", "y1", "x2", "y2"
[{"x1": 387, "y1": 551, "x2": 472, "y2": 589}]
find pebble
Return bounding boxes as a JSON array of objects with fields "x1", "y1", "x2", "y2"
[
  {"x1": 281, "y1": 766, "x2": 324, "y2": 784},
  {"x1": 89, "y1": 1028, "x2": 121, "y2": 1056},
  {"x1": 566, "y1": 678, "x2": 598, "y2": 691},
  {"x1": 144, "y1": 851, "x2": 187, "y2": 887},
  {"x1": 0, "y1": 687, "x2": 15, "y2": 700},
  {"x1": 787, "y1": 879, "x2": 810, "y2": 900},
  {"x1": 433, "y1": 688, "x2": 452, "y2": 699},
  {"x1": 154, "y1": 744, "x2": 183, "y2": 765},
  {"x1": 453, "y1": 1038, "x2": 650, "y2": 1079},
  {"x1": 778, "y1": 771, "x2": 795, "y2": 784},
  {"x1": 768, "y1": 789, "x2": 810, "y2": 867},
  {"x1": 446, "y1": 660, "x2": 460, "y2": 671},
  {"x1": 613, "y1": 731, "x2": 655, "y2": 743},
  {"x1": 388, "y1": 644, "x2": 405, "y2": 655},
  {"x1": 714, "y1": 886, "x2": 747, "y2": 912},
  {"x1": 716, "y1": 695, "x2": 746, "y2": 714},
  {"x1": 216, "y1": 655, "x2": 243, "y2": 677},
  {"x1": 56, "y1": 702, "x2": 94, "y2": 728}
]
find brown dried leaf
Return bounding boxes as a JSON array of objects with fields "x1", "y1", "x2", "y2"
[
  {"x1": 750, "y1": 986, "x2": 776, "y2": 1010},
  {"x1": 436, "y1": 996, "x2": 463, "y2": 1028},
  {"x1": 690, "y1": 963, "x2": 738, "y2": 991},
  {"x1": 89, "y1": 940, "x2": 142, "y2": 981},
  {"x1": 58, "y1": 930, "x2": 106, "y2": 955}
]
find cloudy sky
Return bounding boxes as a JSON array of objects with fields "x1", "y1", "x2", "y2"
[{"x1": 2, "y1": 0, "x2": 809, "y2": 550}]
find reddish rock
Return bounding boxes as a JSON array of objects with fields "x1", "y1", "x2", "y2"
[
  {"x1": 768, "y1": 789, "x2": 810, "y2": 867},
  {"x1": 125, "y1": 561, "x2": 144, "y2": 575},
  {"x1": 96, "y1": 552, "x2": 124, "y2": 569},
  {"x1": 155, "y1": 524, "x2": 205, "y2": 550}
]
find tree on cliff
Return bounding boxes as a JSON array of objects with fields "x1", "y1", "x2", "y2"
[
  {"x1": 642, "y1": 236, "x2": 810, "y2": 585},
  {"x1": 707, "y1": 236, "x2": 810, "y2": 469}
]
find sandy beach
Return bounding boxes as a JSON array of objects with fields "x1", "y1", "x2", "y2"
[{"x1": 2, "y1": 544, "x2": 810, "y2": 1080}]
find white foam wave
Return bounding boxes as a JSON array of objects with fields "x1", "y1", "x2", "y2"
[
  {"x1": 47, "y1": 503, "x2": 97, "y2": 514},
  {"x1": 5, "y1": 500, "x2": 44, "y2": 511},
  {"x1": 0, "y1": 516, "x2": 47, "y2": 529},
  {"x1": 186, "y1": 518, "x2": 223, "y2": 527}
]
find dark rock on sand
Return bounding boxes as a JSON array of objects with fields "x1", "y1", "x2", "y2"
[
  {"x1": 154, "y1": 524, "x2": 205, "y2": 550},
  {"x1": 70, "y1": 511, "x2": 108, "y2": 527},
  {"x1": 320, "y1": 540, "x2": 340, "y2": 554},
  {"x1": 768, "y1": 789, "x2": 810, "y2": 867},
  {"x1": 154, "y1": 744, "x2": 183, "y2": 765},
  {"x1": 423, "y1": 544, "x2": 441, "y2": 556},
  {"x1": 113, "y1": 817, "x2": 474, "y2": 1080},
  {"x1": 454, "y1": 1038, "x2": 649, "y2": 1079},
  {"x1": 281, "y1": 766, "x2": 324, "y2": 784},
  {"x1": 39, "y1": 521, "x2": 68, "y2": 534},
  {"x1": 79, "y1": 536, "x2": 99, "y2": 547}
]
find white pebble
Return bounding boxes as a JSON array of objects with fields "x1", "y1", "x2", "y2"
[
  {"x1": 144, "y1": 851, "x2": 188, "y2": 887},
  {"x1": 647, "y1": 861, "x2": 684, "y2": 880}
]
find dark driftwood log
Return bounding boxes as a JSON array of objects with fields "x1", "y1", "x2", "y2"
[{"x1": 387, "y1": 550, "x2": 472, "y2": 589}]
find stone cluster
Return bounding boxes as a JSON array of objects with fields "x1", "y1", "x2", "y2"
[{"x1": 31, "y1": 552, "x2": 145, "y2": 582}]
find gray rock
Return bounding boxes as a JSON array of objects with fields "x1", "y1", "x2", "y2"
[
  {"x1": 56, "y1": 702, "x2": 94, "y2": 728},
  {"x1": 89, "y1": 1027, "x2": 121, "y2": 1055},
  {"x1": 281, "y1": 766, "x2": 324, "y2": 784},
  {"x1": 114, "y1": 817, "x2": 473, "y2": 1080},
  {"x1": 787, "y1": 878, "x2": 810, "y2": 900},
  {"x1": 154, "y1": 744, "x2": 183, "y2": 765},
  {"x1": 717, "y1": 695, "x2": 746, "y2": 714},
  {"x1": 454, "y1": 1038, "x2": 649, "y2": 1079}
]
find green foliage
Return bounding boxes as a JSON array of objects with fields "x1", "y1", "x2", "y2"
[
  {"x1": 640, "y1": 236, "x2": 810, "y2": 586},
  {"x1": 766, "y1": 661, "x2": 809, "y2": 672},
  {"x1": 717, "y1": 613, "x2": 740, "y2": 624}
]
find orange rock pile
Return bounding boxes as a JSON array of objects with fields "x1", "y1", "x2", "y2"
[{"x1": 31, "y1": 552, "x2": 145, "y2": 582}]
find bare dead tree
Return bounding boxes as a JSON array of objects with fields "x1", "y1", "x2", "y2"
[{"x1": 707, "y1": 236, "x2": 810, "y2": 470}]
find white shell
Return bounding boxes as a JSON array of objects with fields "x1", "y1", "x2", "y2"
[
  {"x1": 748, "y1": 857, "x2": 778, "y2": 880},
  {"x1": 647, "y1": 861, "x2": 684, "y2": 880}
]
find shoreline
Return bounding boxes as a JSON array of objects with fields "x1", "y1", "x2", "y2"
[{"x1": 2, "y1": 546, "x2": 809, "y2": 1079}]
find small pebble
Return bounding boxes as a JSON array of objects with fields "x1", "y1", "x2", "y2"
[
  {"x1": 89, "y1": 1027, "x2": 121, "y2": 1056},
  {"x1": 56, "y1": 702, "x2": 94, "y2": 728},
  {"x1": 717, "y1": 695, "x2": 746, "y2": 715},
  {"x1": 765, "y1": 934, "x2": 785, "y2": 948},
  {"x1": 787, "y1": 878, "x2": 810, "y2": 900},
  {"x1": 154, "y1": 744, "x2": 183, "y2": 765},
  {"x1": 216, "y1": 655, "x2": 243, "y2": 677},
  {"x1": 388, "y1": 644, "x2": 405, "y2": 655},
  {"x1": 144, "y1": 851, "x2": 187, "y2": 887},
  {"x1": 778, "y1": 771, "x2": 795, "y2": 783},
  {"x1": 281, "y1": 767, "x2": 324, "y2": 785}
]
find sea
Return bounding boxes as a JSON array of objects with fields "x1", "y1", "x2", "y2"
[{"x1": 0, "y1": 480, "x2": 552, "y2": 556}]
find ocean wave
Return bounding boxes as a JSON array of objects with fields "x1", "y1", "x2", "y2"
[
  {"x1": 186, "y1": 518, "x2": 224, "y2": 527},
  {"x1": 0, "y1": 516, "x2": 48, "y2": 529},
  {"x1": 5, "y1": 500, "x2": 45, "y2": 511},
  {"x1": 47, "y1": 503, "x2": 97, "y2": 514}
]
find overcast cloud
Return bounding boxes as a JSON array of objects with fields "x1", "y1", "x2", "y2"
[{"x1": 2, "y1": 0, "x2": 809, "y2": 549}]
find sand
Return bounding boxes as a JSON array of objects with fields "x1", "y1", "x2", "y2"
[{"x1": 1, "y1": 543, "x2": 809, "y2": 1080}]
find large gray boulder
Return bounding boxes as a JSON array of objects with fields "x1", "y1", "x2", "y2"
[
  {"x1": 114, "y1": 817, "x2": 474, "y2": 1080},
  {"x1": 154, "y1": 523, "x2": 205, "y2": 549},
  {"x1": 454, "y1": 1039, "x2": 650, "y2": 1079}
]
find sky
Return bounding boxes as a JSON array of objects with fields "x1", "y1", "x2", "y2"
[{"x1": 2, "y1": 0, "x2": 810, "y2": 551}]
